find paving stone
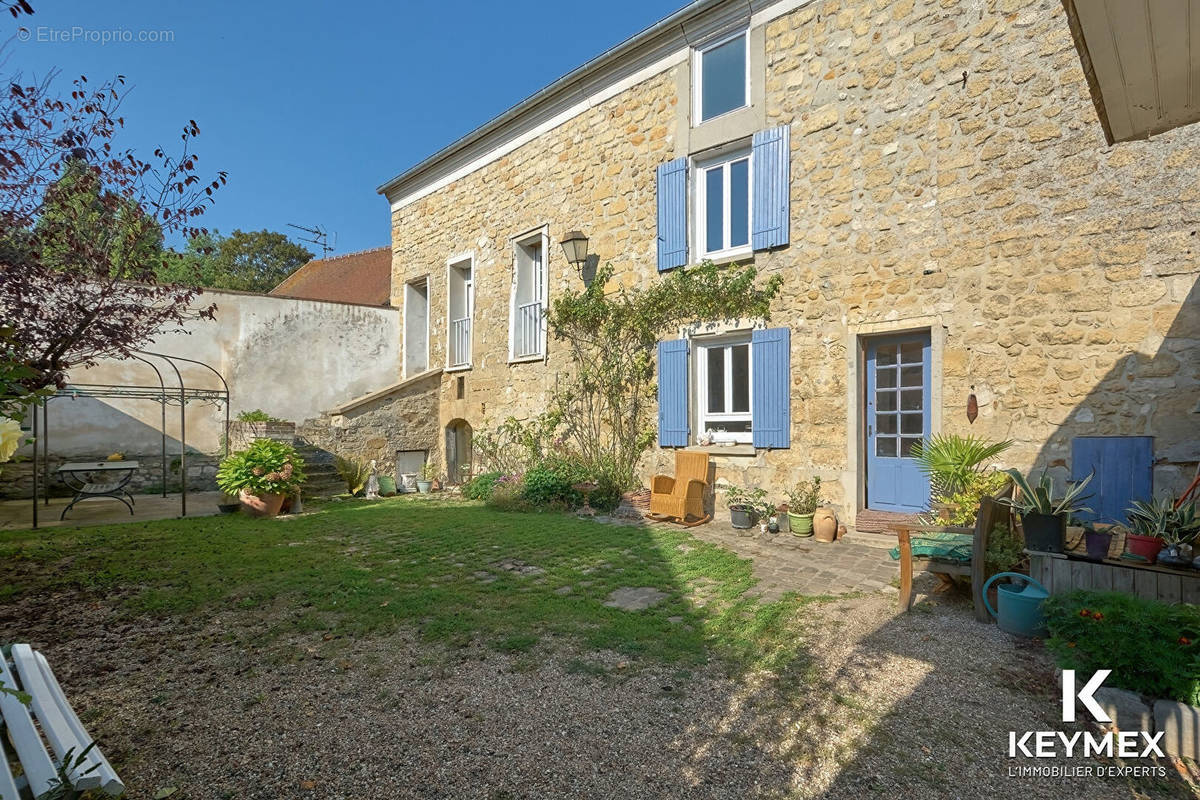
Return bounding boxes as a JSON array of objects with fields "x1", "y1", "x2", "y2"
[
  {"x1": 604, "y1": 587, "x2": 669, "y2": 611},
  {"x1": 676, "y1": 517, "x2": 899, "y2": 600}
]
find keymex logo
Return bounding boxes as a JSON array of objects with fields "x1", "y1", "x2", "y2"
[{"x1": 1007, "y1": 670, "x2": 1164, "y2": 760}]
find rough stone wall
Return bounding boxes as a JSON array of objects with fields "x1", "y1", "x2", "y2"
[
  {"x1": 0, "y1": 455, "x2": 219, "y2": 500},
  {"x1": 296, "y1": 373, "x2": 440, "y2": 476},
  {"x1": 17, "y1": 290, "x2": 400, "y2": 458},
  {"x1": 228, "y1": 421, "x2": 296, "y2": 453},
  {"x1": 390, "y1": 69, "x2": 677, "y2": 448},
  {"x1": 389, "y1": 0, "x2": 1200, "y2": 523}
]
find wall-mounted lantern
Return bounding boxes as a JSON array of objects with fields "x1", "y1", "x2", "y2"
[{"x1": 559, "y1": 230, "x2": 589, "y2": 276}]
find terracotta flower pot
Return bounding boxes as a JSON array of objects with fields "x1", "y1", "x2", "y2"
[
  {"x1": 239, "y1": 489, "x2": 285, "y2": 517},
  {"x1": 813, "y1": 508, "x2": 838, "y2": 543},
  {"x1": 1126, "y1": 532, "x2": 1163, "y2": 562}
]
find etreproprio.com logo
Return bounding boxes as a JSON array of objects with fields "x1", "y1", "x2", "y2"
[{"x1": 1005, "y1": 669, "x2": 1167, "y2": 779}]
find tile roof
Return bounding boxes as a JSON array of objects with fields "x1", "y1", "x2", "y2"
[{"x1": 269, "y1": 246, "x2": 392, "y2": 306}]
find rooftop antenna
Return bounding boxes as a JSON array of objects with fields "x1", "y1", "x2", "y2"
[{"x1": 288, "y1": 222, "x2": 335, "y2": 258}]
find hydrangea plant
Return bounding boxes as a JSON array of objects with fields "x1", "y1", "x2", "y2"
[{"x1": 216, "y1": 439, "x2": 305, "y2": 497}]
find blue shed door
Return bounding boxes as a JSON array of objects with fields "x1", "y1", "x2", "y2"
[
  {"x1": 1071, "y1": 436, "x2": 1154, "y2": 525},
  {"x1": 865, "y1": 333, "x2": 931, "y2": 513}
]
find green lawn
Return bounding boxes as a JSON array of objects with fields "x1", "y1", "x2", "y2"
[{"x1": 0, "y1": 497, "x2": 814, "y2": 672}]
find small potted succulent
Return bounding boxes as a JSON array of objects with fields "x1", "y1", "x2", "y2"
[
  {"x1": 416, "y1": 460, "x2": 436, "y2": 494},
  {"x1": 1000, "y1": 469, "x2": 1093, "y2": 554},
  {"x1": 786, "y1": 476, "x2": 824, "y2": 537},
  {"x1": 726, "y1": 486, "x2": 765, "y2": 530},
  {"x1": 754, "y1": 496, "x2": 777, "y2": 534},
  {"x1": 216, "y1": 439, "x2": 306, "y2": 518}
]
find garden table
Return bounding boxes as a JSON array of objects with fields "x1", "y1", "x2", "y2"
[{"x1": 56, "y1": 461, "x2": 139, "y2": 520}]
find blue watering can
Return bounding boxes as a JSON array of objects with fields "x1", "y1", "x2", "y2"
[{"x1": 982, "y1": 572, "x2": 1049, "y2": 638}]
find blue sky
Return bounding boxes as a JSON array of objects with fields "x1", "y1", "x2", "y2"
[{"x1": 12, "y1": 0, "x2": 683, "y2": 255}]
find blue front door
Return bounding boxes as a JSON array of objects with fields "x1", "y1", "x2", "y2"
[{"x1": 866, "y1": 333, "x2": 931, "y2": 513}]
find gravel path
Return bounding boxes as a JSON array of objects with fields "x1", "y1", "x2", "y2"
[{"x1": 3, "y1": 579, "x2": 1192, "y2": 799}]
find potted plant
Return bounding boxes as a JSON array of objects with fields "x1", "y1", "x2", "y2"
[
  {"x1": 416, "y1": 460, "x2": 436, "y2": 494},
  {"x1": 786, "y1": 476, "x2": 824, "y2": 537},
  {"x1": 1000, "y1": 468, "x2": 1093, "y2": 554},
  {"x1": 726, "y1": 486, "x2": 765, "y2": 529},
  {"x1": 912, "y1": 434, "x2": 1013, "y2": 526},
  {"x1": 1127, "y1": 496, "x2": 1199, "y2": 567},
  {"x1": 216, "y1": 439, "x2": 306, "y2": 518},
  {"x1": 754, "y1": 496, "x2": 777, "y2": 534},
  {"x1": 1125, "y1": 495, "x2": 1171, "y2": 562},
  {"x1": 1081, "y1": 522, "x2": 1113, "y2": 562}
]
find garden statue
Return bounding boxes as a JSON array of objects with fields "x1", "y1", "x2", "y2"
[{"x1": 365, "y1": 460, "x2": 380, "y2": 500}]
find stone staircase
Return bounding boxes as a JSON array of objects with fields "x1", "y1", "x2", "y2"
[{"x1": 293, "y1": 442, "x2": 345, "y2": 498}]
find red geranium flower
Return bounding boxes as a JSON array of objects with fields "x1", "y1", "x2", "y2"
[
  {"x1": 1091, "y1": 611, "x2": 1103, "y2": 620},
  {"x1": 1079, "y1": 609, "x2": 1091, "y2": 617},
  {"x1": 1180, "y1": 636, "x2": 1193, "y2": 646}
]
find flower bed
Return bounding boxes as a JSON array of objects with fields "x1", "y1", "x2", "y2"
[{"x1": 1043, "y1": 589, "x2": 1200, "y2": 705}]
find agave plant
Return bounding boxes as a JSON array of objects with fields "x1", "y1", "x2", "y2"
[
  {"x1": 1128, "y1": 496, "x2": 1200, "y2": 545},
  {"x1": 1000, "y1": 468, "x2": 1093, "y2": 517},
  {"x1": 334, "y1": 455, "x2": 370, "y2": 496},
  {"x1": 910, "y1": 434, "x2": 1013, "y2": 499}
]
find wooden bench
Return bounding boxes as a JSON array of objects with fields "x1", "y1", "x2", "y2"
[
  {"x1": 0, "y1": 644, "x2": 123, "y2": 798},
  {"x1": 893, "y1": 495, "x2": 1009, "y2": 622}
]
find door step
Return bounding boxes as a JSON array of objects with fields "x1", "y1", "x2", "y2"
[
  {"x1": 844, "y1": 530, "x2": 900, "y2": 550},
  {"x1": 853, "y1": 509, "x2": 921, "y2": 534}
]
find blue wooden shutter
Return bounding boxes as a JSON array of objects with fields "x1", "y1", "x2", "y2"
[
  {"x1": 751, "y1": 125, "x2": 791, "y2": 250},
  {"x1": 656, "y1": 157, "x2": 688, "y2": 271},
  {"x1": 751, "y1": 327, "x2": 790, "y2": 449},
  {"x1": 1071, "y1": 436, "x2": 1153, "y2": 524},
  {"x1": 657, "y1": 339, "x2": 689, "y2": 447}
]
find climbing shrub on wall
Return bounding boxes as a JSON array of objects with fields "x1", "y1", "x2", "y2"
[{"x1": 547, "y1": 261, "x2": 781, "y2": 490}]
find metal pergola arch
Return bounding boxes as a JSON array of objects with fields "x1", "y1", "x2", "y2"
[{"x1": 24, "y1": 350, "x2": 230, "y2": 529}]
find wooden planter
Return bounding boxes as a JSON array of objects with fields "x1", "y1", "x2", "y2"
[{"x1": 1029, "y1": 552, "x2": 1200, "y2": 604}]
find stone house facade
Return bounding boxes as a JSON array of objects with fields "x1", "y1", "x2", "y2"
[{"x1": 379, "y1": 0, "x2": 1200, "y2": 527}]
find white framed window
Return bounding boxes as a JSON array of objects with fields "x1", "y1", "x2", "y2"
[
  {"x1": 509, "y1": 228, "x2": 547, "y2": 362},
  {"x1": 695, "y1": 333, "x2": 753, "y2": 444},
  {"x1": 695, "y1": 146, "x2": 752, "y2": 259},
  {"x1": 403, "y1": 278, "x2": 429, "y2": 378},
  {"x1": 446, "y1": 254, "x2": 473, "y2": 370},
  {"x1": 693, "y1": 30, "x2": 749, "y2": 124}
]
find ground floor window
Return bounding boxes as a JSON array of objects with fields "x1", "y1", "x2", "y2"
[{"x1": 695, "y1": 334, "x2": 752, "y2": 443}]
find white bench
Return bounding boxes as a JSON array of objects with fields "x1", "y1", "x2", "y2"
[{"x1": 0, "y1": 645, "x2": 123, "y2": 798}]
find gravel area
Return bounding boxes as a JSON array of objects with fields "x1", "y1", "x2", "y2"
[{"x1": 3, "y1": 578, "x2": 1193, "y2": 800}]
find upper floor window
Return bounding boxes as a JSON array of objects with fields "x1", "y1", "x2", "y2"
[
  {"x1": 510, "y1": 229, "x2": 547, "y2": 361},
  {"x1": 695, "y1": 146, "x2": 751, "y2": 259},
  {"x1": 447, "y1": 255, "x2": 473, "y2": 369},
  {"x1": 695, "y1": 31, "x2": 748, "y2": 123}
]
